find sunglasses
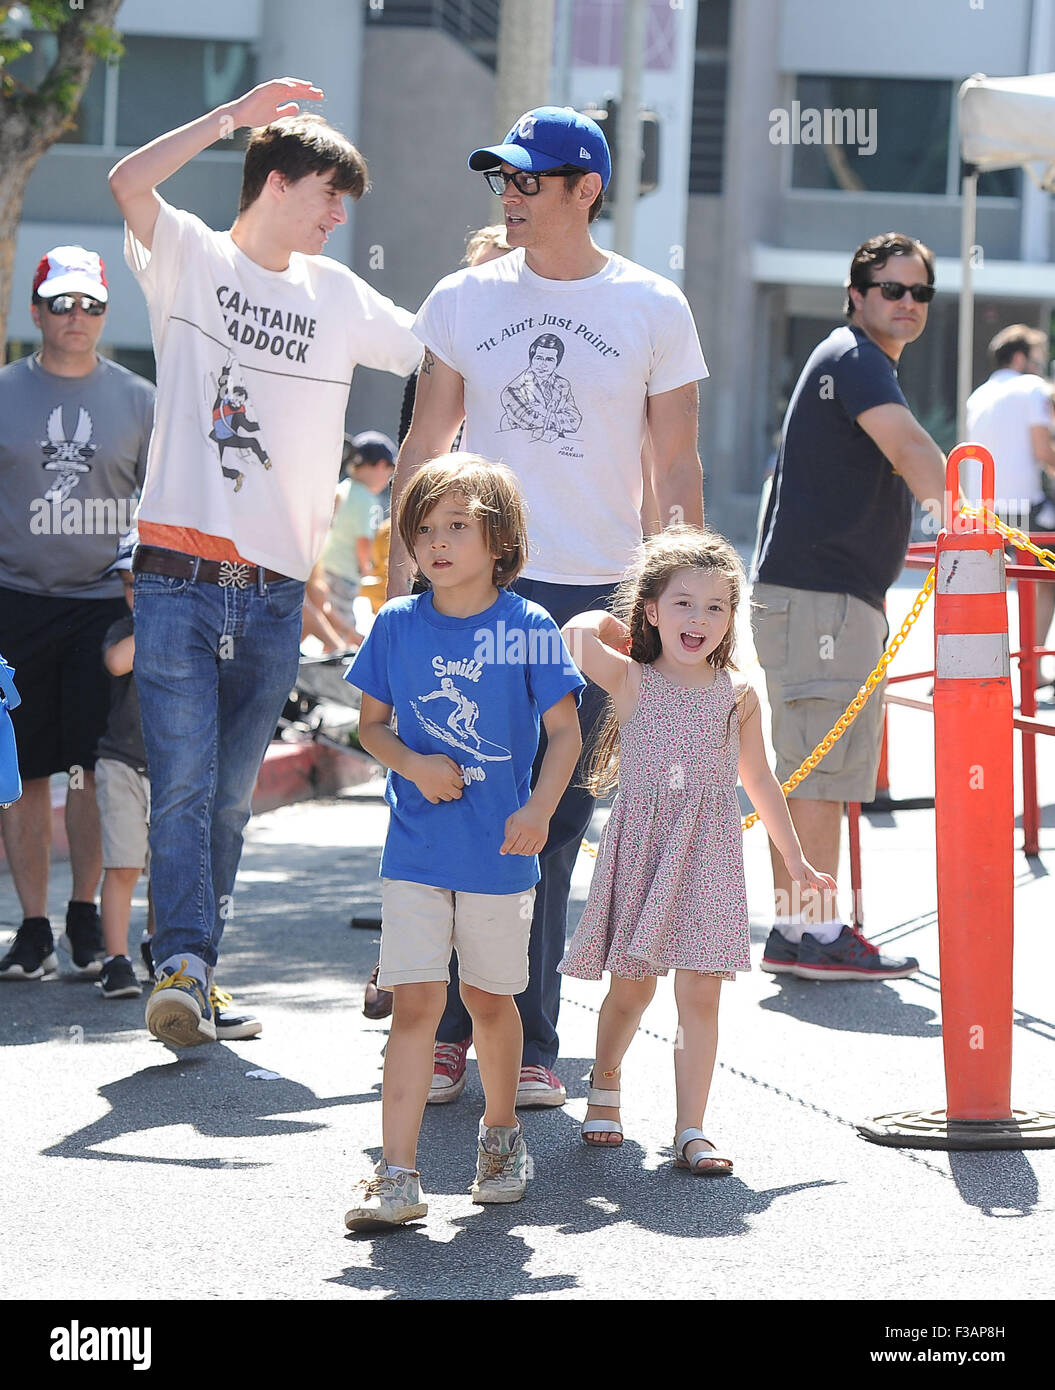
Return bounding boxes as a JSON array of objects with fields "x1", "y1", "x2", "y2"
[
  {"x1": 864, "y1": 281, "x2": 935, "y2": 304},
  {"x1": 482, "y1": 165, "x2": 582, "y2": 196},
  {"x1": 44, "y1": 294, "x2": 106, "y2": 316}
]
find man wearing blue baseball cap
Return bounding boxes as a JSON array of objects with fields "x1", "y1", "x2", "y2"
[{"x1": 387, "y1": 106, "x2": 708, "y2": 1116}]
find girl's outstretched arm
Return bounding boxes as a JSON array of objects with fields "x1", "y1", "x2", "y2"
[
  {"x1": 561, "y1": 611, "x2": 641, "y2": 721},
  {"x1": 736, "y1": 685, "x2": 838, "y2": 898}
]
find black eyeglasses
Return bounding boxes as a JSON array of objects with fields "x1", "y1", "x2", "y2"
[
  {"x1": 44, "y1": 294, "x2": 106, "y2": 316},
  {"x1": 482, "y1": 165, "x2": 581, "y2": 196},
  {"x1": 864, "y1": 281, "x2": 935, "y2": 304}
]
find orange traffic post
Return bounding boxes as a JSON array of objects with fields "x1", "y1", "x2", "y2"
[{"x1": 859, "y1": 444, "x2": 1055, "y2": 1149}]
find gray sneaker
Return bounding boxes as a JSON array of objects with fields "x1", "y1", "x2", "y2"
[
  {"x1": 470, "y1": 1124, "x2": 528, "y2": 1205},
  {"x1": 344, "y1": 1162, "x2": 427, "y2": 1232}
]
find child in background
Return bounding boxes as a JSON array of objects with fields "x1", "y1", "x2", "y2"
[
  {"x1": 93, "y1": 540, "x2": 261, "y2": 1038},
  {"x1": 94, "y1": 550, "x2": 149, "y2": 999},
  {"x1": 343, "y1": 454, "x2": 583, "y2": 1230},
  {"x1": 560, "y1": 527, "x2": 836, "y2": 1173}
]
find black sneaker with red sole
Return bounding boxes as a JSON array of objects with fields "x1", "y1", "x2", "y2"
[{"x1": 795, "y1": 925, "x2": 919, "y2": 981}]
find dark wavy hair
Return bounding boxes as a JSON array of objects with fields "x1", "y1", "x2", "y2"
[
  {"x1": 845, "y1": 232, "x2": 935, "y2": 319},
  {"x1": 585, "y1": 526, "x2": 745, "y2": 794}
]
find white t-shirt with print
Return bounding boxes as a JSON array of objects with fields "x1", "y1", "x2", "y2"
[
  {"x1": 125, "y1": 199, "x2": 420, "y2": 580},
  {"x1": 414, "y1": 248, "x2": 707, "y2": 584}
]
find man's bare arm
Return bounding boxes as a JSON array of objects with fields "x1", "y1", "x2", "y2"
[
  {"x1": 386, "y1": 350, "x2": 467, "y2": 598},
  {"x1": 108, "y1": 78, "x2": 323, "y2": 250},
  {"x1": 646, "y1": 382, "x2": 704, "y2": 530},
  {"x1": 857, "y1": 402, "x2": 949, "y2": 511}
]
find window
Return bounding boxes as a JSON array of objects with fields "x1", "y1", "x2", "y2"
[
  {"x1": 689, "y1": 0, "x2": 731, "y2": 194},
  {"x1": 3, "y1": 30, "x2": 254, "y2": 151},
  {"x1": 365, "y1": 0, "x2": 499, "y2": 69},
  {"x1": 116, "y1": 37, "x2": 255, "y2": 150},
  {"x1": 791, "y1": 76, "x2": 948, "y2": 194},
  {"x1": 3, "y1": 32, "x2": 106, "y2": 144},
  {"x1": 790, "y1": 75, "x2": 1021, "y2": 198}
]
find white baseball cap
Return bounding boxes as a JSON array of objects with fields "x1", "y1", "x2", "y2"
[{"x1": 32, "y1": 246, "x2": 109, "y2": 303}]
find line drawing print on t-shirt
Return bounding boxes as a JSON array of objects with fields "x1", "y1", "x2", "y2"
[
  {"x1": 499, "y1": 333, "x2": 582, "y2": 443},
  {"x1": 412, "y1": 676, "x2": 512, "y2": 764},
  {"x1": 206, "y1": 359, "x2": 271, "y2": 493},
  {"x1": 39, "y1": 405, "x2": 96, "y2": 505}
]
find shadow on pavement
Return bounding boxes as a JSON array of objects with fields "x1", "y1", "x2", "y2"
[
  {"x1": 42, "y1": 1045, "x2": 369, "y2": 1167},
  {"x1": 757, "y1": 977, "x2": 942, "y2": 1036},
  {"x1": 332, "y1": 1056, "x2": 839, "y2": 1298},
  {"x1": 948, "y1": 1149, "x2": 1039, "y2": 1217}
]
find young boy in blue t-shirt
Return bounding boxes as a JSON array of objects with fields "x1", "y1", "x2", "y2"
[{"x1": 344, "y1": 453, "x2": 584, "y2": 1231}]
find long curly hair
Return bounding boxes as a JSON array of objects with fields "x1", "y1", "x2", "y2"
[{"x1": 586, "y1": 527, "x2": 745, "y2": 795}]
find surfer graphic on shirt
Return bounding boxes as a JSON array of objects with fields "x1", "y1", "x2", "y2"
[
  {"x1": 499, "y1": 333, "x2": 581, "y2": 443},
  {"x1": 208, "y1": 362, "x2": 271, "y2": 492},
  {"x1": 411, "y1": 675, "x2": 511, "y2": 767}
]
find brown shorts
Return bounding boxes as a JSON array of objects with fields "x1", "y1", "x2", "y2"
[{"x1": 751, "y1": 583, "x2": 888, "y2": 803}]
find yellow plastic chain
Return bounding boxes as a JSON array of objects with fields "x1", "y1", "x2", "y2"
[{"x1": 961, "y1": 505, "x2": 1055, "y2": 572}]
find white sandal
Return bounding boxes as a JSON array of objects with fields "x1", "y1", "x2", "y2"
[
  {"x1": 581, "y1": 1066, "x2": 623, "y2": 1147},
  {"x1": 673, "y1": 1128, "x2": 733, "y2": 1176}
]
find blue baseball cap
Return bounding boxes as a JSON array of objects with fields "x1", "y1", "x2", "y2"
[{"x1": 468, "y1": 106, "x2": 611, "y2": 191}]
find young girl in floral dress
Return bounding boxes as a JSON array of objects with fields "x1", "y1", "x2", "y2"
[{"x1": 560, "y1": 527, "x2": 835, "y2": 1173}]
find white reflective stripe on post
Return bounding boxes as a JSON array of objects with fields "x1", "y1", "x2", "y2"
[
  {"x1": 936, "y1": 633, "x2": 1011, "y2": 679},
  {"x1": 936, "y1": 548, "x2": 1006, "y2": 595}
]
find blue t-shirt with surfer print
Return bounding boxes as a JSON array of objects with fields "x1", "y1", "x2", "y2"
[{"x1": 347, "y1": 587, "x2": 585, "y2": 893}]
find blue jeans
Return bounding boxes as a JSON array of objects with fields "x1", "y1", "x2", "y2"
[
  {"x1": 133, "y1": 570, "x2": 305, "y2": 976},
  {"x1": 436, "y1": 578, "x2": 616, "y2": 1067}
]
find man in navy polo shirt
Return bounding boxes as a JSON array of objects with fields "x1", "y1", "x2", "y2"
[{"x1": 753, "y1": 232, "x2": 947, "y2": 982}]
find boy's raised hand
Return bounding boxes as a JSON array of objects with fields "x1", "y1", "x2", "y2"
[
  {"x1": 231, "y1": 79, "x2": 325, "y2": 129},
  {"x1": 408, "y1": 752, "x2": 464, "y2": 804}
]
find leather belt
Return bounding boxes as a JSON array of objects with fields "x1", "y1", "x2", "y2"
[{"x1": 132, "y1": 545, "x2": 290, "y2": 589}]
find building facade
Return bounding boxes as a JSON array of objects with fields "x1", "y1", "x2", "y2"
[{"x1": 7, "y1": 0, "x2": 1054, "y2": 539}]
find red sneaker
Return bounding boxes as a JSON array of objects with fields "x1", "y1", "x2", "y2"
[
  {"x1": 426, "y1": 1037, "x2": 472, "y2": 1104},
  {"x1": 516, "y1": 1064, "x2": 566, "y2": 1108}
]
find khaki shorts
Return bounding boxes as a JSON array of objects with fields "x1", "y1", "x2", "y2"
[
  {"x1": 378, "y1": 879, "x2": 535, "y2": 994},
  {"x1": 95, "y1": 757, "x2": 151, "y2": 869},
  {"x1": 751, "y1": 583, "x2": 888, "y2": 803}
]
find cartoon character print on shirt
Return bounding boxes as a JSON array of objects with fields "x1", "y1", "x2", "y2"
[
  {"x1": 39, "y1": 405, "x2": 97, "y2": 505},
  {"x1": 205, "y1": 358, "x2": 271, "y2": 494},
  {"x1": 410, "y1": 656, "x2": 511, "y2": 786},
  {"x1": 499, "y1": 333, "x2": 582, "y2": 444}
]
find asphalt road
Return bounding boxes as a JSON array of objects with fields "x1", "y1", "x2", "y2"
[{"x1": 2, "y1": 573, "x2": 1053, "y2": 1326}]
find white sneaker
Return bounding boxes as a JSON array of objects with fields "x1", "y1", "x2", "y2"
[
  {"x1": 344, "y1": 1162, "x2": 427, "y2": 1231},
  {"x1": 470, "y1": 1126, "x2": 528, "y2": 1205},
  {"x1": 515, "y1": 1064, "x2": 566, "y2": 1108}
]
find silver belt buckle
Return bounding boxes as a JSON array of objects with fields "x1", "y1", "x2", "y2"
[{"x1": 217, "y1": 560, "x2": 252, "y2": 589}]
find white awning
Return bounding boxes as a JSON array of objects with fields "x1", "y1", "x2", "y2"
[{"x1": 960, "y1": 72, "x2": 1055, "y2": 188}]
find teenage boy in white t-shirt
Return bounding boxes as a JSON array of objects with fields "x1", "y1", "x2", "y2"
[
  {"x1": 108, "y1": 79, "x2": 421, "y2": 1047},
  {"x1": 388, "y1": 106, "x2": 708, "y2": 1109}
]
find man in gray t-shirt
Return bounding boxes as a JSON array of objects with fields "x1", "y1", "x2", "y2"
[{"x1": 0, "y1": 246, "x2": 154, "y2": 984}]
